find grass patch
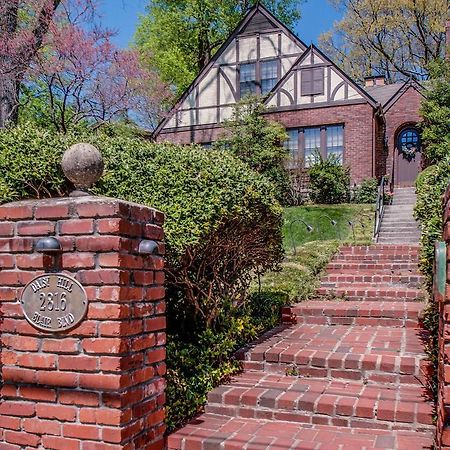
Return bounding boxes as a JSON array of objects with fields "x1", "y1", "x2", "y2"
[
  {"x1": 283, "y1": 204, "x2": 374, "y2": 252},
  {"x1": 254, "y1": 204, "x2": 374, "y2": 302}
]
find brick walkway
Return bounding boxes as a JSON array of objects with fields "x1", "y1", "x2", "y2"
[{"x1": 168, "y1": 245, "x2": 434, "y2": 449}]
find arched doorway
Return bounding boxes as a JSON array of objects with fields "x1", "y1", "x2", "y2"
[{"x1": 395, "y1": 126, "x2": 421, "y2": 187}]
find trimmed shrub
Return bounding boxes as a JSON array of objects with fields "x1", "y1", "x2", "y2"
[
  {"x1": 353, "y1": 177, "x2": 378, "y2": 204},
  {"x1": 0, "y1": 124, "x2": 283, "y2": 333},
  {"x1": 308, "y1": 153, "x2": 350, "y2": 204},
  {"x1": 414, "y1": 156, "x2": 450, "y2": 291}
]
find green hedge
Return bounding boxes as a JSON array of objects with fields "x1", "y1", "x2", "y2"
[
  {"x1": 414, "y1": 156, "x2": 450, "y2": 290},
  {"x1": 0, "y1": 124, "x2": 283, "y2": 330},
  {"x1": 0, "y1": 123, "x2": 285, "y2": 429}
]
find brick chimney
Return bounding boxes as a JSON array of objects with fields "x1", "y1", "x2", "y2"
[{"x1": 364, "y1": 75, "x2": 386, "y2": 87}]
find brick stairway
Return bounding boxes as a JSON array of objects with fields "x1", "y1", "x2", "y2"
[{"x1": 168, "y1": 244, "x2": 434, "y2": 449}]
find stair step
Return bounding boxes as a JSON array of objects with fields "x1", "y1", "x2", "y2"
[
  {"x1": 239, "y1": 323, "x2": 427, "y2": 383},
  {"x1": 321, "y1": 274, "x2": 423, "y2": 288},
  {"x1": 168, "y1": 414, "x2": 434, "y2": 450},
  {"x1": 317, "y1": 284, "x2": 423, "y2": 301},
  {"x1": 326, "y1": 263, "x2": 419, "y2": 274},
  {"x1": 205, "y1": 375, "x2": 433, "y2": 429},
  {"x1": 283, "y1": 300, "x2": 423, "y2": 327}
]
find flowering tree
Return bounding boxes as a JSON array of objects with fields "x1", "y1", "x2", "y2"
[
  {"x1": 0, "y1": 0, "x2": 170, "y2": 130},
  {"x1": 0, "y1": 0, "x2": 64, "y2": 127}
]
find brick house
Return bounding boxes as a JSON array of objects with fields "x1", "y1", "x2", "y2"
[{"x1": 153, "y1": 3, "x2": 425, "y2": 187}]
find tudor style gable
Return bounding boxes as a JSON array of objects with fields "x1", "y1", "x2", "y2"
[
  {"x1": 265, "y1": 45, "x2": 377, "y2": 110},
  {"x1": 155, "y1": 4, "x2": 306, "y2": 135}
]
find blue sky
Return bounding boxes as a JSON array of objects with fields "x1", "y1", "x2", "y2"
[{"x1": 99, "y1": 0, "x2": 342, "y2": 48}]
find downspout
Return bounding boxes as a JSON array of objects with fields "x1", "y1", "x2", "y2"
[{"x1": 372, "y1": 103, "x2": 383, "y2": 179}]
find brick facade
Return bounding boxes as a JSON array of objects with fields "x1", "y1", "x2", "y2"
[
  {"x1": 437, "y1": 184, "x2": 450, "y2": 448},
  {"x1": 384, "y1": 86, "x2": 424, "y2": 183},
  {"x1": 158, "y1": 103, "x2": 380, "y2": 185},
  {"x1": 0, "y1": 196, "x2": 166, "y2": 450},
  {"x1": 266, "y1": 103, "x2": 377, "y2": 184}
]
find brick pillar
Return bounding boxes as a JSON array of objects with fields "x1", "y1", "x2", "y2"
[
  {"x1": 0, "y1": 196, "x2": 166, "y2": 450},
  {"x1": 437, "y1": 184, "x2": 450, "y2": 448}
]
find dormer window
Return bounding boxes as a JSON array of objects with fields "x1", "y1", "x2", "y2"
[{"x1": 239, "y1": 59, "x2": 279, "y2": 98}]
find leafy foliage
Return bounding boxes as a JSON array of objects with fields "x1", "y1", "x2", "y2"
[
  {"x1": 352, "y1": 177, "x2": 378, "y2": 204},
  {"x1": 319, "y1": 0, "x2": 447, "y2": 82},
  {"x1": 420, "y1": 58, "x2": 450, "y2": 165},
  {"x1": 308, "y1": 153, "x2": 350, "y2": 204},
  {"x1": 214, "y1": 97, "x2": 289, "y2": 202},
  {"x1": 135, "y1": 0, "x2": 304, "y2": 95},
  {"x1": 414, "y1": 158, "x2": 450, "y2": 290},
  {"x1": 166, "y1": 291, "x2": 288, "y2": 431},
  {"x1": 0, "y1": 124, "x2": 283, "y2": 333}
]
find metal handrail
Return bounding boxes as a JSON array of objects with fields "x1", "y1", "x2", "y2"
[{"x1": 373, "y1": 176, "x2": 387, "y2": 241}]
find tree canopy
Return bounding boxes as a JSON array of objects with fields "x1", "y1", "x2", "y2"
[
  {"x1": 135, "y1": 0, "x2": 305, "y2": 96},
  {"x1": 319, "y1": 0, "x2": 447, "y2": 82}
]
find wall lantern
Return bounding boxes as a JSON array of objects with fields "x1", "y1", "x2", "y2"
[
  {"x1": 138, "y1": 240, "x2": 159, "y2": 255},
  {"x1": 35, "y1": 236, "x2": 62, "y2": 253}
]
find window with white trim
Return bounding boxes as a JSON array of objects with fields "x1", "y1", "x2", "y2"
[
  {"x1": 326, "y1": 125, "x2": 344, "y2": 163},
  {"x1": 261, "y1": 60, "x2": 278, "y2": 94},
  {"x1": 304, "y1": 127, "x2": 321, "y2": 168}
]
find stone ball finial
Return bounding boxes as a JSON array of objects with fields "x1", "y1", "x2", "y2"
[{"x1": 62, "y1": 143, "x2": 104, "y2": 195}]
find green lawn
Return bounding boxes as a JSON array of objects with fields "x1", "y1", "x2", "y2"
[{"x1": 253, "y1": 204, "x2": 374, "y2": 302}]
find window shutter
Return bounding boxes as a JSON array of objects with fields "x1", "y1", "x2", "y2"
[
  {"x1": 301, "y1": 69, "x2": 313, "y2": 96},
  {"x1": 313, "y1": 68, "x2": 324, "y2": 95}
]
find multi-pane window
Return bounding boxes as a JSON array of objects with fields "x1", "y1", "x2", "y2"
[
  {"x1": 284, "y1": 129, "x2": 299, "y2": 162},
  {"x1": 285, "y1": 124, "x2": 344, "y2": 168},
  {"x1": 239, "y1": 63, "x2": 257, "y2": 97},
  {"x1": 326, "y1": 125, "x2": 344, "y2": 163},
  {"x1": 301, "y1": 67, "x2": 325, "y2": 96},
  {"x1": 261, "y1": 60, "x2": 278, "y2": 94},
  {"x1": 239, "y1": 59, "x2": 278, "y2": 98},
  {"x1": 304, "y1": 127, "x2": 321, "y2": 168}
]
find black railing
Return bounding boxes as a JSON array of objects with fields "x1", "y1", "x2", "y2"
[{"x1": 373, "y1": 176, "x2": 387, "y2": 241}]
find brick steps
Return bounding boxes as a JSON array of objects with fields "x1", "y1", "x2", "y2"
[
  {"x1": 168, "y1": 242, "x2": 433, "y2": 449},
  {"x1": 205, "y1": 374, "x2": 433, "y2": 430},
  {"x1": 327, "y1": 263, "x2": 419, "y2": 273},
  {"x1": 283, "y1": 300, "x2": 423, "y2": 327},
  {"x1": 316, "y1": 284, "x2": 423, "y2": 301},
  {"x1": 168, "y1": 414, "x2": 434, "y2": 450},
  {"x1": 238, "y1": 322, "x2": 428, "y2": 384},
  {"x1": 320, "y1": 273, "x2": 423, "y2": 287}
]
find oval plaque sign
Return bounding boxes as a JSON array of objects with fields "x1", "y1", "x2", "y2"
[{"x1": 20, "y1": 273, "x2": 88, "y2": 332}]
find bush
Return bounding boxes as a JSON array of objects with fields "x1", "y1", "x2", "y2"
[
  {"x1": 0, "y1": 123, "x2": 286, "y2": 430},
  {"x1": 0, "y1": 124, "x2": 283, "y2": 334},
  {"x1": 353, "y1": 177, "x2": 378, "y2": 204},
  {"x1": 214, "y1": 97, "x2": 290, "y2": 203},
  {"x1": 414, "y1": 156, "x2": 450, "y2": 291},
  {"x1": 308, "y1": 153, "x2": 350, "y2": 204},
  {"x1": 166, "y1": 291, "x2": 288, "y2": 431}
]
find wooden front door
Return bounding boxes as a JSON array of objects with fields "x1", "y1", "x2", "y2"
[{"x1": 395, "y1": 127, "x2": 421, "y2": 187}]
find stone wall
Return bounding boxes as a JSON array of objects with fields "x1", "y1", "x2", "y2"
[{"x1": 0, "y1": 196, "x2": 166, "y2": 449}]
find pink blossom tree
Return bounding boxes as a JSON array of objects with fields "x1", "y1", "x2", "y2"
[
  {"x1": 0, "y1": 0, "x2": 64, "y2": 127},
  {"x1": 1, "y1": 0, "x2": 170, "y2": 130}
]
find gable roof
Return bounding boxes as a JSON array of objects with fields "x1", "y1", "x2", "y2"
[
  {"x1": 365, "y1": 79, "x2": 425, "y2": 112},
  {"x1": 153, "y1": 3, "x2": 307, "y2": 137},
  {"x1": 264, "y1": 43, "x2": 379, "y2": 108}
]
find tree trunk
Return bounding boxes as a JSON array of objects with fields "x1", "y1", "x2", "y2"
[{"x1": 0, "y1": 71, "x2": 20, "y2": 128}]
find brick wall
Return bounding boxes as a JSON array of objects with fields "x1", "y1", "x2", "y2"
[
  {"x1": 0, "y1": 196, "x2": 166, "y2": 450},
  {"x1": 437, "y1": 184, "x2": 450, "y2": 448},
  {"x1": 384, "y1": 86, "x2": 423, "y2": 184},
  {"x1": 158, "y1": 102, "x2": 378, "y2": 184}
]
